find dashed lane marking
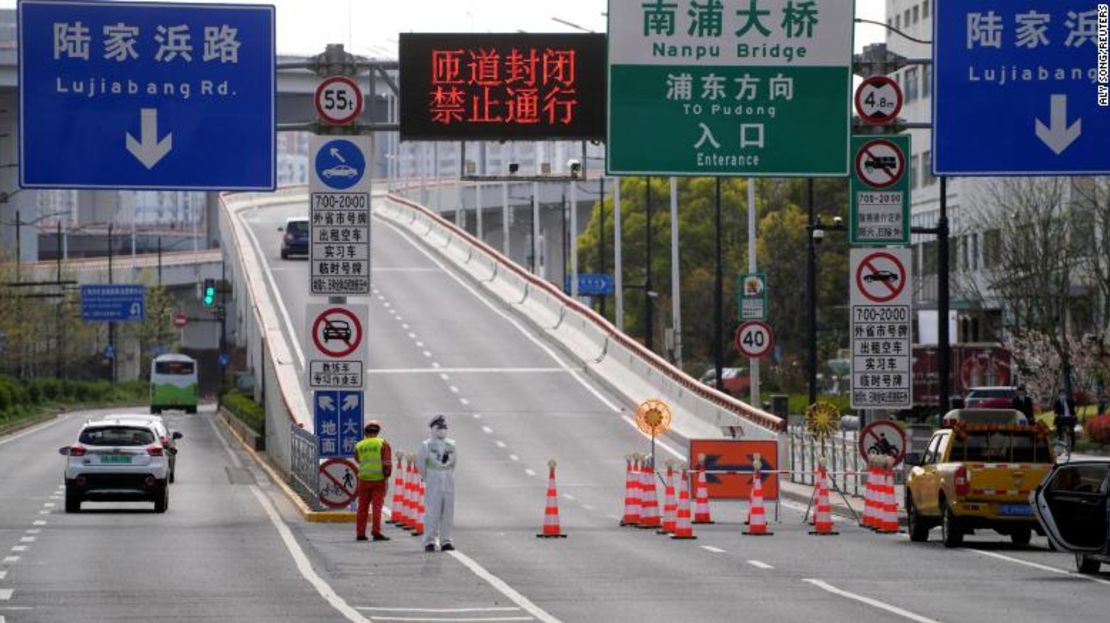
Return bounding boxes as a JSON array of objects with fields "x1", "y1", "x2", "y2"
[
  {"x1": 0, "y1": 590, "x2": 11, "y2": 601},
  {"x1": 402, "y1": 324, "x2": 411, "y2": 330},
  {"x1": 747, "y1": 560, "x2": 773, "y2": 570},
  {"x1": 31, "y1": 521, "x2": 45, "y2": 527},
  {"x1": 18, "y1": 538, "x2": 33, "y2": 544},
  {"x1": 525, "y1": 469, "x2": 536, "y2": 477},
  {"x1": 9, "y1": 548, "x2": 26, "y2": 554},
  {"x1": 481, "y1": 426, "x2": 493, "y2": 434},
  {"x1": 495, "y1": 441, "x2": 506, "y2": 448},
  {"x1": 509, "y1": 455, "x2": 519, "y2": 462},
  {"x1": 42, "y1": 503, "x2": 54, "y2": 508},
  {"x1": 963, "y1": 548, "x2": 1110, "y2": 587},
  {"x1": 0, "y1": 570, "x2": 6, "y2": 580},
  {"x1": 700, "y1": 546, "x2": 726, "y2": 554},
  {"x1": 561, "y1": 494, "x2": 575, "y2": 501},
  {"x1": 460, "y1": 398, "x2": 470, "y2": 406},
  {"x1": 449, "y1": 386, "x2": 460, "y2": 394},
  {"x1": 432, "y1": 363, "x2": 441, "y2": 369},
  {"x1": 358, "y1": 608, "x2": 524, "y2": 613},
  {"x1": 440, "y1": 374, "x2": 450, "y2": 381},
  {"x1": 447, "y1": 550, "x2": 561, "y2": 623},
  {"x1": 424, "y1": 352, "x2": 433, "y2": 358},
  {"x1": 473, "y1": 414, "x2": 482, "y2": 420},
  {"x1": 802, "y1": 579, "x2": 940, "y2": 623},
  {"x1": 366, "y1": 618, "x2": 532, "y2": 622},
  {"x1": 24, "y1": 531, "x2": 40, "y2": 535},
  {"x1": 1, "y1": 557, "x2": 17, "y2": 564}
]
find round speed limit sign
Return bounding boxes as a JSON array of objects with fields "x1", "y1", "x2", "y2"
[
  {"x1": 315, "y1": 76, "x2": 363, "y2": 126},
  {"x1": 734, "y1": 321, "x2": 774, "y2": 359}
]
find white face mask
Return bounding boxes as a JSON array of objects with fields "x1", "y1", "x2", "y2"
[{"x1": 433, "y1": 428, "x2": 448, "y2": 439}]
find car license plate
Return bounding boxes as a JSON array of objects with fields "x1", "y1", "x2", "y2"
[
  {"x1": 100, "y1": 455, "x2": 132, "y2": 464},
  {"x1": 1000, "y1": 503, "x2": 1033, "y2": 516}
]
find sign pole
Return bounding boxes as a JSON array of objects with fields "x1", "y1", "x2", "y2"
[
  {"x1": 570, "y1": 177, "x2": 578, "y2": 298},
  {"x1": 669, "y1": 177, "x2": 681, "y2": 368},
  {"x1": 501, "y1": 182, "x2": 510, "y2": 257},
  {"x1": 476, "y1": 182, "x2": 483, "y2": 242},
  {"x1": 805, "y1": 179, "x2": 817, "y2": 408},
  {"x1": 714, "y1": 177, "x2": 724, "y2": 393},
  {"x1": 748, "y1": 179, "x2": 760, "y2": 407},
  {"x1": 108, "y1": 223, "x2": 116, "y2": 386},
  {"x1": 614, "y1": 180, "x2": 623, "y2": 332},
  {"x1": 532, "y1": 181, "x2": 540, "y2": 275},
  {"x1": 938, "y1": 176, "x2": 951, "y2": 413}
]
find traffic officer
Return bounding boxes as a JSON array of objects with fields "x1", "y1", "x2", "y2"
[
  {"x1": 354, "y1": 420, "x2": 392, "y2": 542},
  {"x1": 417, "y1": 414, "x2": 457, "y2": 552}
]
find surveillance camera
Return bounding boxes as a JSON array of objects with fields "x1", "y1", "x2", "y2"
[
  {"x1": 508, "y1": 162, "x2": 519, "y2": 174},
  {"x1": 833, "y1": 216, "x2": 843, "y2": 226},
  {"x1": 812, "y1": 228, "x2": 825, "y2": 244},
  {"x1": 567, "y1": 159, "x2": 582, "y2": 179}
]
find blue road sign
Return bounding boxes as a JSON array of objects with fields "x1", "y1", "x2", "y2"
[
  {"x1": 81, "y1": 285, "x2": 145, "y2": 322},
  {"x1": 103, "y1": 345, "x2": 115, "y2": 360},
  {"x1": 313, "y1": 390, "x2": 364, "y2": 459},
  {"x1": 934, "y1": 1, "x2": 1110, "y2": 175},
  {"x1": 218, "y1": 352, "x2": 229, "y2": 368},
  {"x1": 19, "y1": 1, "x2": 275, "y2": 190},
  {"x1": 314, "y1": 139, "x2": 366, "y2": 191},
  {"x1": 563, "y1": 273, "x2": 614, "y2": 296}
]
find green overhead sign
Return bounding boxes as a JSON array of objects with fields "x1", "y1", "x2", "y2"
[{"x1": 606, "y1": 0, "x2": 854, "y2": 177}]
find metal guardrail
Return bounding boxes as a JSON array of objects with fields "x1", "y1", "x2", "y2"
[
  {"x1": 290, "y1": 425, "x2": 322, "y2": 511},
  {"x1": 787, "y1": 425, "x2": 906, "y2": 495}
]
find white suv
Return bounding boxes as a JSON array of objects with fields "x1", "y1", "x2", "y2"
[{"x1": 60, "y1": 417, "x2": 171, "y2": 513}]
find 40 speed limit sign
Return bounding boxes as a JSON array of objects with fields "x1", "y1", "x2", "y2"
[
  {"x1": 734, "y1": 321, "x2": 774, "y2": 359},
  {"x1": 315, "y1": 76, "x2": 363, "y2": 126}
]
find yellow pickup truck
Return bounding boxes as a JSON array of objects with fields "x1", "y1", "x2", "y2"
[{"x1": 905, "y1": 409, "x2": 1055, "y2": 547}]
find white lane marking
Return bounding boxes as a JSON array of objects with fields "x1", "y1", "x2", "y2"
[
  {"x1": 964, "y1": 548, "x2": 1110, "y2": 587},
  {"x1": 382, "y1": 219, "x2": 624, "y2": 413},
  {"x1": 42, "y1": 503, "x2": 54, "y2": 508},
  {"x1": 525, "y1": 469, "x2": 537, "y2": 477},
  {"x1": 482, "y1": 426, "x2": 493, "y2": 434},
  {"x1": 366, "y1": 613, "x2": 535, "y2": 617},
  {"x1": 0, "y1": 413, "x2": 71, "y2": 447},
  {"x1": 24, "y1": 530, "x2": 40, "y2": 535},
  {"x1": 31, "y1": 521, "x2": 45, "y2": 527},
  {"x1": 449, "y1": 386, "x2": 460, "y2": 394},
  {"x1": 802, "y1": 579, "x2": 940, "y2": 623},
  {"x1": 424, "y1": 352, "x2": 433, "y2": 358},
  {"x1": 10, "y1": 547, "x2": 26, "y2": 554},
  {"x1": 747, "y1": 560, "x2": 773, "y2": 570},
  {"x1": 402, "y1": 324, "x2": 411, "y2": 330},
  {"x1": 384, "y1": 302, "x2": 392, "y2": 308},
  {"x1": 509, "y1": 454, "x2": 519, "y2": 462},
  {"x1": 241, "y1": 211, "x2": 305, "y2": 368},
  {"x1": 440, "y1": 374, "x2": 450, "y2": 381},
  {"x1": 206, "y1": 415, "x2": 371, "y2": 623},
  {"x1": 367, "y1": 368, "x2": 566, "y2": 375},
  {"x1": 1, "y1": 557, "x2": 17, "y2": 564},
  {"x1": 495, "y1": 441, "x2": 507, "y2": 448},
  {"x1": 701, "y1": 545, "x2": 726, "y2": 554},
  {"x1": 0, "y1": 570, "x2": 6, "y2": 580},
  {"x1": 582, "y1": 504, "x2": 595, "y2": 511},
  {"x1": 460, "y1": 398, "x2": 470, "y2": 406},
  {"x1": 473, "y1": 413, "x2": 482, "y2": 420},
  {"x1": 0, "y1": 590, "x2": 11, "y2": 601},
  {"x1": 359, "y1": 607, "x2": 523, "y2": 613},
  {"x1": 416, "y1": 341, "x2": 424, "y2": 347},
  {"x1": 561, "y1": 494, "x2": 575, "y2": 501},
  {"x1": 432, "y1": 363, "x2": 441, "y2": 369},
  {"x1": 18, "y1": 538, "x2": 33, "y2": 544},
  {"x1": 37, "y1": 511, "x2": 48, "y2": 516},
  {"x1": 447, "y1": 550, "x2": 561, "y2": 623},
  {"x1": 408, "y1": 333, "x2": 417, "y2": 339}
]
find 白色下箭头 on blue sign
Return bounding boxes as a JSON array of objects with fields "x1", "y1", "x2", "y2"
[
  {"x1": 933, "y1": 1, "x2": 1110, "y2": 175},
  {"x1": 19, "y1": 1, "x2": 275, "y2": 190}
]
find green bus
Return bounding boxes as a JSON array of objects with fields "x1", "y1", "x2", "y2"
[{"x1": 150, "y1": 354, "x2": 198, "y2": 414}]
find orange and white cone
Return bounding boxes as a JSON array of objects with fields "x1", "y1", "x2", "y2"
[
  {"x1": 411, "y1": 470, "x2": 425, "y2": 537},
  {"x1": 671, "y1": 464, "x2": 697, "y2": 540},
  {"x1": 692, "y1": 453, "x2": 714, "y2": 524},
  {"x1": 861, "y1": 458, "x2": 879, "y2": 530},
  {"x1": 537, "y1": 460, "x2": 567, "y2": 538},
  {"x1": 388, "y1": 454, "x2": 405, "y2": 525},
  {"x1": 658, "y1": 460, "x2": 677, "y2": 535},
  {"x1": 744, "y1": 454, "x2": 773, "y2": 536},
  {"x1": 404, "y1": 454, "x2": 419, "y2": 532},
  {"x1": 638, "y1": 458, "x2": 661, "y2": 530},
  {"x1": 877, "y1": 460, "x2": 899, "y2": 534},
  {"x1": 809, "y1": 460, "x2": 838, "y2": 536},
  {"x1": 620, "y1": 454, "x2": 641, "y2": 527}
]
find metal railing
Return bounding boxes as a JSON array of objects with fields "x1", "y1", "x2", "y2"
[{"x1": 788, "y1": 425, "x2": 907, "y2": 497}]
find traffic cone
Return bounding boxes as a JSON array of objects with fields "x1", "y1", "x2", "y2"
[
  {"x1": 537, "y1": 460, "x2": 567, "y2": 538},
  {"x1": 658, "y1": 460, "x2": 677, "y2": 535},
  {"x1": 403, "y1": 455, "x2": 418, "y2": 531},
  {"x1": 861, "y1": 459, "x2": 879, "y2": 530},
  {"x1": 671, "y1": 465, "x2": 697, "y2": 540},
  {"x1": 745, "y1": 455, "x2": 773, "y2": 536},
  {"x1": 692, "y1": 454, "x2": 714, "y2": 524},
  {"x1": 809, "y1": 462, "x2": 838, "y2": 536},
  {"x1": 620, "y1": 454, "x2": 642, "y2": 527},
  {"x1": 638, "y1": 459, "x2": 661, "y2": 529},
  {"x1": 388, "y1": 454, "x2": 405, "y2": 525},
  {"x1": 877, "y1": 462, "x2": 899, "y2": 534},
  {"x1": 411, "y1": 470, "x2": 425, "y2": 537}
]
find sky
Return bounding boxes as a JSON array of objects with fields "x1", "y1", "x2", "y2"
[{"x1": 2, "y1": 0, "x2": 888, "y2": 57}]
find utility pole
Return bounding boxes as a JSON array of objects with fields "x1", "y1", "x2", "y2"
[
  {"x1": 714, "y1": 177, "x2": 724, "y2": 392},
  {"x1": 748, "y1": 179, "x2": 759, "y2": 406},
  {"x1": 157, "y1": 236, "x2": 163, "y2": 288},
  {"x1": 938, "y1": 177, "x2": 951, "y2": 412},
  {"x1": 14, "y1": 210, "x2": 20, "y2": 283},
  {"x1": 108, "y1": 223, "x2": 116, "y2": 385},
  {"x1": 598, "y1": 176, "x2": 606, "y2": 317},
  {"x1": 645, "y1": 177, "x2": 654, "y2": 352},
  {"x1": 614, "y1": 180, "x2": 624, "y2": 332},
  {"x1": 669, "y1": 177, "x2": 682, "y2": 367},
  {"x1": 805, "y1": 179, "x2": 816, "y2": 408}
]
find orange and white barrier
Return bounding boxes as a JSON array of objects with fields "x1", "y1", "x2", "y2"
[
  {"x1": 620, "y1": 454, "x2": 642, "y2": 527},
  {"x1": 638, "y1": 459, "x2": 661, "y2": 530},
  {"x1": 744, "y1": 455, "x2": 773, "y2": 536},
  {"x1": 412, "y1": 469, "x2": 425, "y2": 537},
  {"x1": 671, "y1": 464, "x2": 697, "y2": 540},
  {"x1": 861, "y1": 459, "x2": 881, "y2": 530},
  {"x1": 876, "y1": 459, "x2": 899, "y2": 534},
  {"x1": 537, "y1": 460, "x2": 567, "y2": 538},
  {"x1": 388, "y1": 454, "x2": 405, "y2": 525}
]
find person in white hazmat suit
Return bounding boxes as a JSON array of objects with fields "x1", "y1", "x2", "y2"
[{"x1": 418, "y1": 414, "x2": 457, "y2": 552}]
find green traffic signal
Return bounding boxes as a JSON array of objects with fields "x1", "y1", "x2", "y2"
[{"x1": 203, "y1": 280, "x2": 216, "y2": 307}]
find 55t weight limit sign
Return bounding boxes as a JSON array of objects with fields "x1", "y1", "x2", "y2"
[{"x1": 735, "y1": 321, "x2": 774, "y2": 360}]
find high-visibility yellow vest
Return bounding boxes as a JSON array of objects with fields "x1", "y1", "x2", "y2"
[{"x1": 355, "y1": 437, "x2": 385, "y2": 481}]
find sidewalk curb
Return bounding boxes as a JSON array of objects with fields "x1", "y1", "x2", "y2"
[{"x1": 216, "y1": 411, "x2": 358, "y2": 523}]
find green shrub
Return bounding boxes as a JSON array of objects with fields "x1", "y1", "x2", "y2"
[
  {"x1": 222, "y1": 389, "x2": 265, "y2": 435},
  {"x1": 0, "y1": 385, "x2": 10, "y2": 413}
]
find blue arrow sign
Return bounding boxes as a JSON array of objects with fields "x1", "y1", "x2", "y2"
[
  {"x1": 701, "y1": 453, "x2": 771, "y2": 485},
  {"x1": 19, "y1": 1, "x2": 275, "y2": 190},
  {"x1": 313, "y1": 390, "x2": 364, "y2": 459},
  {"x1": 563, "y1": 273, "x2": 614, "y2": 296},
  {"x1": 81, "y1": 285, "x2": 145, "y2": 322},
  {"x1": 934, "y1": 1, "x2": 1110, "y2": 175}
]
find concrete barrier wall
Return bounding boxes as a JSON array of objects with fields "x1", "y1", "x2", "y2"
[
  {"x1": 219, "y1": 188, "x2": 312, "y2": 475},
  {"x1": 378, "y1": 192, "x2": 786, "y2": 446}
]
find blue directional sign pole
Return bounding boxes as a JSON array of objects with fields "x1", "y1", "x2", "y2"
[
  {"x1": 19, "y1": 1, "x2": 275, "y2": 190},
  {"x1": 934, "y1": 0, "x2": 1110, "y2": 175}
]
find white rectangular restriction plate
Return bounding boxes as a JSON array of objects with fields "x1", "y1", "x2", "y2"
[
  {"x1": 309, "y1": 135, "x2": 371, "y2": 296},
  {"x1": 308, "y1": 360, "x2": 364, "y2": 389},
  {"x1": 850, "y1": 248, "x2": 913, "y2": 410}
]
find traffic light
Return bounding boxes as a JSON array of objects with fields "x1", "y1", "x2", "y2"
[{"x1": 202, "y1": 279, "x2": 216, "y2": 307}]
